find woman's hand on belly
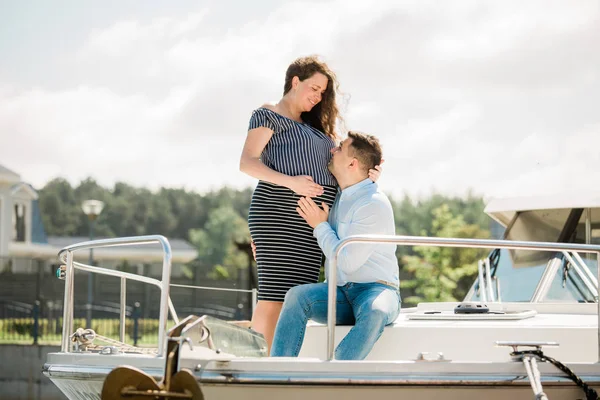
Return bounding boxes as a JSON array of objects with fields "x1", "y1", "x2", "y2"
[{"x1": 286, "y1": 175, "x2": 324, "y2": 197}]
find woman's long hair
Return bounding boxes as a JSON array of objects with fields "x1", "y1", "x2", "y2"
[{"x1": 283, "y1": 55, "x2": 342, "y2": 140}]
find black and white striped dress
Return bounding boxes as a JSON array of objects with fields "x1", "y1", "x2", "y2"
[{"x1": 247, "y1": 107, "x2": 338, "y2": 302}]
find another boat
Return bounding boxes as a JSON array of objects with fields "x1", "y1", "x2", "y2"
[{"x1": 43, "y1": 195, "x2": 600, "y2": 399}]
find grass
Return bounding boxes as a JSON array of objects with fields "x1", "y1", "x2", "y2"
[{"x1": 0, "y1": 318, "x2": 168, "y2": 346}]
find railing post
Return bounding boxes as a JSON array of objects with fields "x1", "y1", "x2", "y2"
[
  {"x1": 597, "y1": 251, "x2": 600, "y2": 364},
  {"x1": 32, "y1": 300, "x2": 40, "y2": 345},
  {"x1": 119, "y1": 277, "x2": 126, "y2": 343},
  {"x1": 327, "y1": 252, "x2": 339, "y2": 361},
  {"x1": 61, "y1": 251, "x2": 75, "y2": 353},
  {"x1": 133, "y1": 302, "x2": 140, "y2": 347}
]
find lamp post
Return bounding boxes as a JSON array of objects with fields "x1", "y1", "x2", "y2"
[{"x1": 82, "y1": 199, "x2": 104, "y2": 329}]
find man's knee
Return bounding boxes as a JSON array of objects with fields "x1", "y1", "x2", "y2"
[
  {"x1": 367, "y1": 308, "x2": 388, "y2": 326},
  {"x1": 283, "y1": 283, "x2": 324, "y2": 312},
  {"x1": 283, "y1": 284, "x2": 313, "y2": 308},
  {"x1": 364, "y1": 290, "x2": 399, "y2": 326},
  {"x1": 283, "y1": 285, "x2": 304, "y2": 305},
  {"x1": 356, "y1": 307, "x2": 391, "y2": 335}
]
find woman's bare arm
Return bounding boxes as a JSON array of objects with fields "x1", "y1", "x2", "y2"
[
  {"x1": 240, "y1": 126, "x2": 324, "y2": 197},
  {"x1": 240, "y1": 127, "x2": 292, "y2": 187}
]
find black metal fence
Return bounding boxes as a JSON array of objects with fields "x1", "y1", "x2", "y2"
[
  {"x1": 0, "y1": 299, "x2": 238, "y2": 346},
  {"x1": 0, "y1": 256, "x2": 253, "y2": 346}
]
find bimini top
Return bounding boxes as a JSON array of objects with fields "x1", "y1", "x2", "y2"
[{"x1": 485, "y1": 193, "x2": 600, "y2": 227}]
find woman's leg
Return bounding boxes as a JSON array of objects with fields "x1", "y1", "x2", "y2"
[{"x1": 251, "y1": 300, "x2": 283, "y2": 353}]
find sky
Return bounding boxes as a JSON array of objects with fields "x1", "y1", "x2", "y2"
[{"x1": 1, "y1": 0, "x2": 599, "y2": 201}]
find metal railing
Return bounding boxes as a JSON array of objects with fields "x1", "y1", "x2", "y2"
[
  {"x1": 59, "y1": 235, "x2": 173, "y2": 357},
  {"x1": 57, "y1": 236, "x2": 258, "y2": 357},
  {"x1": 170, "y1": 283, "x2": 258, "y2": 313},
  {"x1": 326, "y1": 235, "x2": 600, "y2": 362}
]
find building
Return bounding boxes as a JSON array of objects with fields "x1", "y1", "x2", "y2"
[{"x1": 1, "y1": 164, "x2": 197, "y2": 266}]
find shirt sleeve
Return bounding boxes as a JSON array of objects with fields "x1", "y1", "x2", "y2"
[
  {"x1": 248, "y1": 108, "x2": 278, "y2": 132},
  {"x1": 313, "y1": 202, "x2": 389, "y2": 275}
]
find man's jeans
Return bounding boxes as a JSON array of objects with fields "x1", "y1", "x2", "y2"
[{"x1": 271, "y1": 282, "x2": 401, "y2": 360}]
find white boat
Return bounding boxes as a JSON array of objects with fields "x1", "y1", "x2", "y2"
[{"x1": 43, "y1": 195, "x2": 600, "y2": 400}]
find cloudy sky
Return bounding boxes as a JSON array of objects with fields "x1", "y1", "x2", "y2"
[{"x1": 1, "y1": 0, "x2": 599, "y2": 201}]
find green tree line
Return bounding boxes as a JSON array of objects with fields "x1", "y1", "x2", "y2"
[{"x1": 38, "y1": 178, "x2": 493, "y2": 304}]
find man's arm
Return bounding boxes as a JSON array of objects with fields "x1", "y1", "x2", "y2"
[{"x1": 314, "y1": 201, "x2": 389, "y2": 275}]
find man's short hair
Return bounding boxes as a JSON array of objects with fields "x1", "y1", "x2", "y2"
[{"x1": 347, "y1": 131, "x2": 382, "y2": 172}]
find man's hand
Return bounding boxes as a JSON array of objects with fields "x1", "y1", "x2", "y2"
[{"x1": 297, "y1": 197, "x2": 329, "y2": 228}]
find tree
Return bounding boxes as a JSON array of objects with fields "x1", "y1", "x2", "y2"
[
  {"x1": 146, "y1": 191, "x2": 177, "y2": 236},
  {"x1": 400, "y1": 204, "x2": 490, "y2": 305},
  {"x1": 37, "y1": 178, "x2": 79, "y2": 235},
  {"x1": 188, "y1": 205, "x2": 250, "y2": 280},
  {"x1": 162, "y1": 188, "x2": 207, "y2": 240},
  {"x1": 36, "y1": 175, "x2": 495, "y2": 297}
]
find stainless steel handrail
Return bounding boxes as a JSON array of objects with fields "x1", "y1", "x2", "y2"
[
  {"x1": 58, "y1": 235, "x2": 173, "y2": 358},
  {"x1": 327, "y1": 235, "x2": 600, "y2": 362},
  {"x1": 170, "y1": 283, "x2": 258, "y2": 314},
  {"x1": 69, "y1": 261, "x2": 180, "y2": 325}
]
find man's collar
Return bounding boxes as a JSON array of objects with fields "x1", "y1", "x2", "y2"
[{"x1": 340, "y1": 177, "x2": 374, "y2": 198}]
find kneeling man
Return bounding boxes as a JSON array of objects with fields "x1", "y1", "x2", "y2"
[{"x1": 271, "y1": 131, "x2": 400, "y2": 360}]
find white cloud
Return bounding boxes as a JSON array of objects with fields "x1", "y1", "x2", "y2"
[{"x1": 1, "y1": 0, "x2": 599, "y2": 203}]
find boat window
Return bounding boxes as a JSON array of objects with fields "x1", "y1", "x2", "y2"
[
  {"x1": 468, "y1": 208, "x2": 598, "y2": 303},
  {"x1": 573, "y1": 208, "x2": 600, "y2": 285},
  {"x1": 573, "y1": 208, "x2": 600, "y2": 245},
  {"x1": 543, "y1": 257, "x2": 597, "y2": 303},
  {"x1": 475, "y1": 249, "x2": 546, "y2": 301},
  {"x1": 505, "y1": 209, "x2": 573, "y2": 269}
]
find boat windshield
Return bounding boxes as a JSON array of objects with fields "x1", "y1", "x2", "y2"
[{"x1": 469, "y1": 208, "x2": 599, "y2": 303}]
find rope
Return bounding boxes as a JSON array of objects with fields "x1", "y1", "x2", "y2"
[
  {"x1": 71, "y1": 328, "x2": 157, "y2": 355},
  {"x1": 91, "y1": 333, "x2": 158, "y2": 354},
  {"x1": 512, "y1": 350, "x2": 599, "y2": 400},
  {"x1": 522, "y1": 356, "x2": 548, "y2": 400},
  {"x1": 70, "y1": 328, "x2": 96, "y2": 347}
]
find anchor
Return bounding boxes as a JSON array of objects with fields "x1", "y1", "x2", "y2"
[{"x1": 101, "y1": 315, "x2": 204, "y2": 400}]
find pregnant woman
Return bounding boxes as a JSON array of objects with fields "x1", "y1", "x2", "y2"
[{"x1": 240, "y1": 55, "x2": 379, "y2": 351}]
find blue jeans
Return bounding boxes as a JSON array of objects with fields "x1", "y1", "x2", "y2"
[{"x1": 271, "y1": 282, "x2": 401, "y2": 360}]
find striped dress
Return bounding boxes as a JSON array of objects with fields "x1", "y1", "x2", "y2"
[{"x1": 248, "y1": 107, "x2": 338, "y2": 302}]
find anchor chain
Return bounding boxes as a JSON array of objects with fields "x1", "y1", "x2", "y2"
[{"x1": 511, "y1": 349, "x2": 599, "y2": 400}]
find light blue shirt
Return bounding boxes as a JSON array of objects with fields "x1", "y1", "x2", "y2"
[{"x1": 313, "y1": 178, "x2": 399, "y2": 287}]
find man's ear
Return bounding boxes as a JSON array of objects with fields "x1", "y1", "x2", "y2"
[
  {"x1": 292, "y1": 76, "x2": 299, "y2": 89},
  {"x1": 349, "y1": 158, "x2": 359, "y2": 170}
]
